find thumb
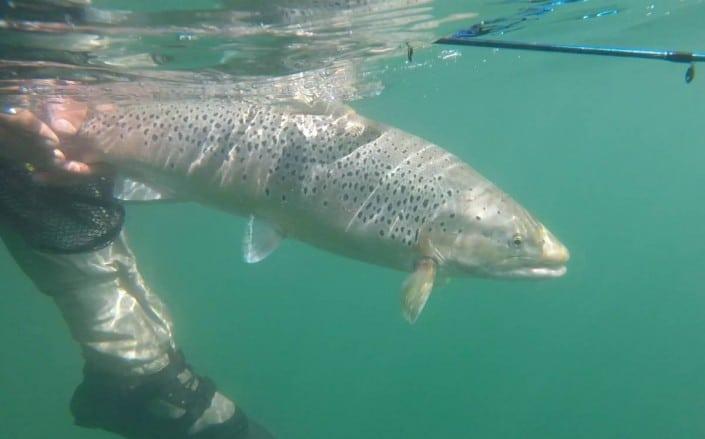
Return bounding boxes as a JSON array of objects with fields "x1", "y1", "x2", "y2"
[{"x1": 46, "y1": 100, "x2": 88, "y2": 136}]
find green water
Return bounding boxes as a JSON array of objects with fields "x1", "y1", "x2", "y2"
[{"x1": 2, "y1": 1, "x2": 705, "y2": 438}]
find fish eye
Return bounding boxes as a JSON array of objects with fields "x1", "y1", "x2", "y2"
[{"x1": 511, "y1": 233, "x2": 523, "y2": 247}]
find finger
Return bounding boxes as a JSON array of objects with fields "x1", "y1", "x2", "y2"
[
  {"x1": 0, "y1": 105, "x2": 92, "y2": 177},
  {"x1": 0, "y1": 113, "x2": 57, "y2": 164},
  {"x1": 50, "y1": 117, "x2": 80, "y2": 136},
  {"x1": 38, "y1": 118, "x2": 61, "y2": 144},
  {"x1": 50, "y1": 148, "x2": 93, "y2": 175},
  {"x1": 56, "y1": 159, "x2": 92, "y2": 175},
  {"x1": 46, "y1": 100, "x2": 89, "y2": 136},
  {"x1": 32, "y1": 160, "x2": 95, "y2": 185},
  {"x1": 0, "y1": 108, "x2": 60, "y2": 144},
  {"x1": 51, "y1": 148, "x2": 66, "y2": 162}
]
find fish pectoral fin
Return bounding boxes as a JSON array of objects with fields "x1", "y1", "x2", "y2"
[
  {"x1": 401, "y1": 258, "x2": 437, "y2": 324},
  {"x1": 243, "y1": 215, "x2": 283, "y2": 264},
  {"x1": 114, "y1": 177, "x2": 176, "y2": 202}
]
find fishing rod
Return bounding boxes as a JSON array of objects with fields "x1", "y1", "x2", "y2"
[{"x1": 434, "y1": 36, "x2": 705, "y2": 83}]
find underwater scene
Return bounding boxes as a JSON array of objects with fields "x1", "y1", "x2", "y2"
[{"x1": 1, "y1": 0, "x2": 705, "y2": 438}]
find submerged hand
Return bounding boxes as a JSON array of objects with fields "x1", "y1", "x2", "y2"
[{"x1": 0, "y1": 100, "x2": 91, "y2": 181}]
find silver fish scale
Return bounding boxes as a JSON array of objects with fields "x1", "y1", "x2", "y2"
[
  {"x1": 81, "y1": 99, "x2": 381, "y2": 179},
  {"x1": 80, "y1": 100, "x2": 484, "y2": 252},
  {"x1": 319, "y1": 128, "x2": 466, "y2": 248}
]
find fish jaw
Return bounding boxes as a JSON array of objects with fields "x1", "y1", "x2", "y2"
[{"x1": 420, "y1": 182, "x2": 570, "y2": 281}]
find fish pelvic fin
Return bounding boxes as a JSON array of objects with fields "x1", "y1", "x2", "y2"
[
  {"x1": 114, "y1": 177, "x2": 176, "y2": 202},
  {"x1": 401, "y1": 258, "x2": 437, "y2": 324},
  {"x1": 243, "y1": 215, "x2": 283, "y2": 263}
]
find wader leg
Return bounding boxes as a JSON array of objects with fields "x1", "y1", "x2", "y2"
[
  {"x1": 0, "y1": 225, "x2": 273, "y2": 437},
  {"x1": 0, "y1": 227, "x2": 175, "y2": 376}
]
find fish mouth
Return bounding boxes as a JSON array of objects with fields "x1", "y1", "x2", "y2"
[
  {"x1": 512, "y1": 226, "x2": 569, "y2": 278},
  {"x1": 506, "y1": 265, "x2": 567, "y2": 278},
  {"x1": 463, "y1": 258, "x2": 567, "y2": 279},
  {"x1": 493, "y1": 248, "x2": 569, "y2": 278}
]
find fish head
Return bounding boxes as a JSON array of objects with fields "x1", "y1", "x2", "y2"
[{"x1": 426, "y1": 185, "x2": 569, "y2": 279}]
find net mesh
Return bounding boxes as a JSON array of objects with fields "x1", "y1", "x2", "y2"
[{"x1": 0, "y1": 160, "x2": 124, "y2": 254}]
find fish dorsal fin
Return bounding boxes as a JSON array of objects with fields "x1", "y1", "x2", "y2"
[
  {"x1": 243, "y1": 215, "x2": 283, "y2": 264},
  {"x1": 114, "y1": 177, "x2": 175, "y2": 202},
  {"x1": 401, "y1": 258, "x2": 437, "y2": 324}
]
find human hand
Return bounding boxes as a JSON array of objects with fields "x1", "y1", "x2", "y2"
[{"x1": 0, "y1": 101, "x2": 91, "y2": 180}]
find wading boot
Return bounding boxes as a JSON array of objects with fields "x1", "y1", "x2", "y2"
[{"x1": 70, "y1": 350, "x2": 274, "y2": 438}]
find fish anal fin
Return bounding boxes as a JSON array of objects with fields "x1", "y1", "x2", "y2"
[
  {"x1": 243, "y1": 215, "x2": 283, "y2": 264},
  {"x1": 401, "y1": 258, "x2": 437, "y2": 324}
]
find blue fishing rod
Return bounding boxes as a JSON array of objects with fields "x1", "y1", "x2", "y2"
[{"x1": 434, "y1": 36, "x2": 705, "y2": 83}]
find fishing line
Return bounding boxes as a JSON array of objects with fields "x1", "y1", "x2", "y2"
[{"x1": 434, "y1": 36, "x2": 704, "y2": 83}]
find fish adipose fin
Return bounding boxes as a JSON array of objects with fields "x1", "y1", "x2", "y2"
[
  {"x1": 243, "y1": 215, "x2": 283, "y2": 263},
  {"x1": 401, "y1": 258, "x2": 437, "y2": 324}
]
